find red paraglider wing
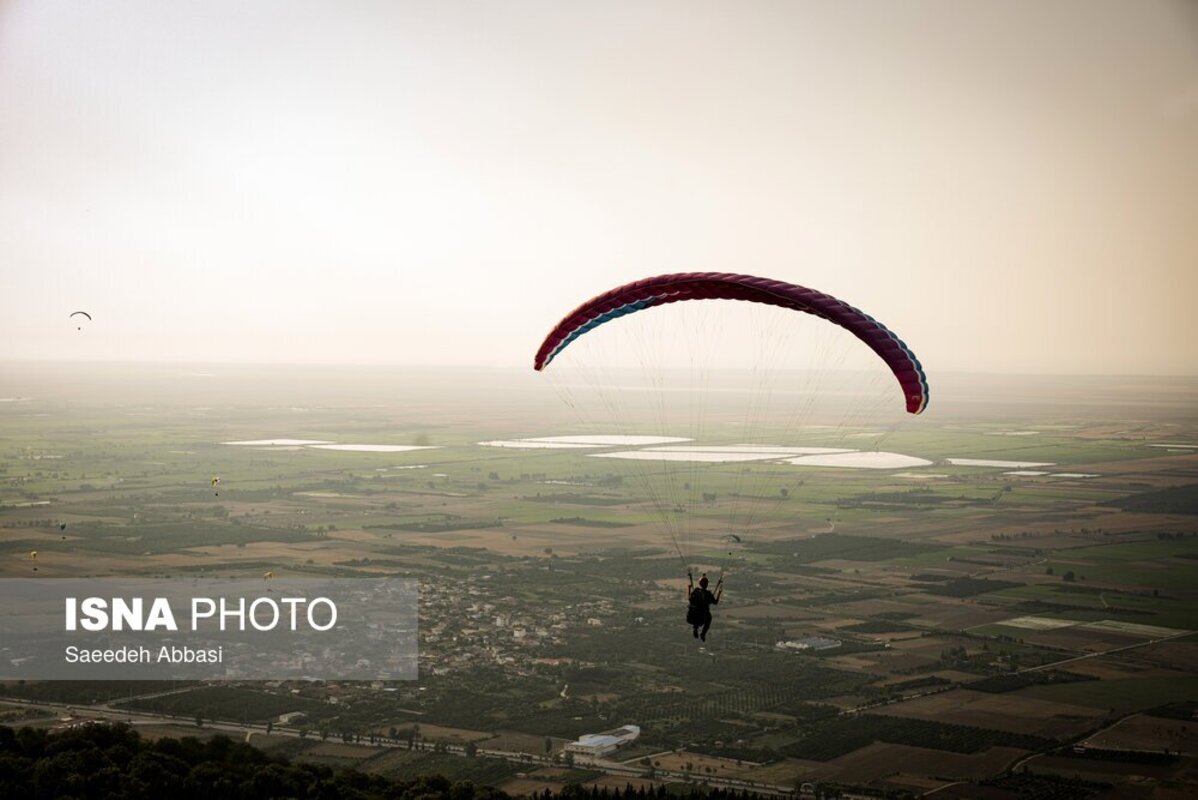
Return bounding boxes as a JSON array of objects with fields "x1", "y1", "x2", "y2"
[{"x1": 533, "y1": 273, "x2": 928, "y2": 414}]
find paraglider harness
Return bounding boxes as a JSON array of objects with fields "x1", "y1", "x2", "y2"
[{"x1": 686, "y1": 571, "x2": 722, "y2": 626}]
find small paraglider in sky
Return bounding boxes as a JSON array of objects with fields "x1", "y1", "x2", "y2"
[
  {"x1": 263, "y1": 570, "x2": 274, "y2": 592},
  {"x1": 29, "y1": 550, "x2": 38, "y2": 572},
  {"x1": 70, "y1": 311, "x2": 92, "y2": 331},
  {"x1": 212, "y1": 476, "x2": 220, "y2": 496}
]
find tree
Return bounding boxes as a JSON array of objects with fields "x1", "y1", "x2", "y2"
[
  {"x1": 464, "y1": 741, "x2": 477, "y2": 758},
  {"x1": 544, "y1": 736, "x2": 553, "y2": 755},
  {"x1": 1063, "y1": 571, "x2": 1076, "y2": 582}
]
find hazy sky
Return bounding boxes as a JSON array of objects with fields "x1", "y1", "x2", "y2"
[{"x1": 2, "y1": 1, "x2": 1196, "y2": 374}]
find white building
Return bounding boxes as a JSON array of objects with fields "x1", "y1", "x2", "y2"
[
  {"x1": 776, "y1": 636, "x2": 841, "y2": 652},
  {"x1": 564, "y1": 725, "x2": 640, "y2": 757}
]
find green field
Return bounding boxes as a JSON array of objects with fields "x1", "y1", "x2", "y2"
[{"x1": 1020, "y1": 676, "x2": 1198, "y2": 712}]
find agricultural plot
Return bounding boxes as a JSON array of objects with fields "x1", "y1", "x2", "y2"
[
  {"x1": 780, "y1": 713, "x2": 1053, "y2": 760},
  {"x1": 1019, "y1": 676, "x2": 1198, "y2": 713},
  {"x1": 1084, "y1": 713, "x2": 1198, "y2": 753},
  {"x1": 1022, "y1": 751, "x2": 1193, "y2": 787},
  {"x1": 816, "y1": 741, "x2": 1029, "y2": 782},
  {"x1": 365, "y1": 749, "x2": 526, "y2": 784},
  {"x1": 115, "y1": 685, "x2": 336, "y2": 726},
  {"x1": 297, "y1": 741, "x2": 382, "y2": 765},
  {"x1": 875, "y1": 688, "x2": 1109, "y2": 738}
]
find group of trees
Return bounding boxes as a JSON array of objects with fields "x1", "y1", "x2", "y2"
[{"x1": 0, "y1": 723, "x2": 509, "y2": 800}]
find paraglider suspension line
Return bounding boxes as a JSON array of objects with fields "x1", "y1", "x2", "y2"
[{"x1": 664, "y1": 528, "x2": 687, "y2": 566}]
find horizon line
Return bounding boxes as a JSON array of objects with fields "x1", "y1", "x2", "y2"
[{"x1": 2, "y1": 358, "x2": 1198, "y2": 381}]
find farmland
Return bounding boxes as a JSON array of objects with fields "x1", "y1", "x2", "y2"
[{"x1": 2, "y1": 363, "x2": 1197, "y2": 798}]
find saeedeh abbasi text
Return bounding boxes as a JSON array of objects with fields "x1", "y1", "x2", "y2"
[{"x1": 66, "y1": 644, "x2": 223, "y2": 664}]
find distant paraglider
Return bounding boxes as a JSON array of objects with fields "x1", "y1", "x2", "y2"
[
  {"x1": 29, "y1": 550, "x2": 38, "y2": 571},
  {"x1": 70, "y1": 311, "x2": 92, "y2": 331},
  {"x1": 211, "y1": 476, "x2": 220, "y2": 496}
]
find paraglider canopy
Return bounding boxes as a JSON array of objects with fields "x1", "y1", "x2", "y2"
[
  {"x1": 531, "y1": 272, "x2": 931, "y2": 570},
  {"x1": 534, "y1": 273, "x2": 928, "y2": 414},
  {"x1": 70, "y1": 311, "x2": 92, "y2": 331}
]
